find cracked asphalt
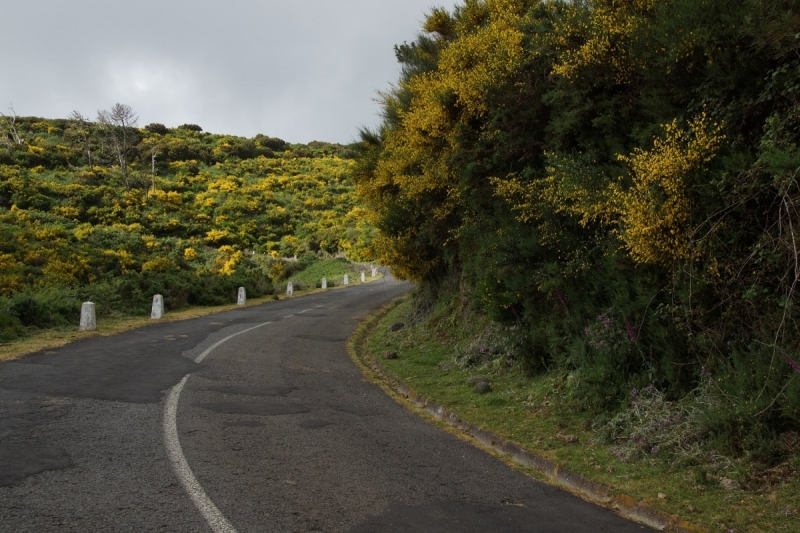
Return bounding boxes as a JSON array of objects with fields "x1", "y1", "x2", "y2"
[{"x1": 0, "y1": 275, "x2": 652, "y2": 532}]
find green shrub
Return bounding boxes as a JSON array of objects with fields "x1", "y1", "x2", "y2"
[
  {"x1": 145, "y1": 123, "x2": 168, "y2": 135},
  {"x1": 0, "y1": 305, "x2": 24, "y2": 341}
]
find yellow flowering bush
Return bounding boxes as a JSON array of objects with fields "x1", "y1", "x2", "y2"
[
  {"x1": 615, "y1": 114, "x2": 724, "y2": 264},
  {"x1": 141, "y1": 257, "x2": 177, "y2": 273},
  {"x1": 214, "y1": 245, "x2": 242, "y2": 276}
]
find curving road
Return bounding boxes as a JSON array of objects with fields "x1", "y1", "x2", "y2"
[{"x1": 0, "y1": 275, "x2": 651, "y2": 532}]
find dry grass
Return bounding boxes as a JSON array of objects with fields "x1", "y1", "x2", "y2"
[{"x1": 0, "y1": 276, "x2": 383, "y2": 363}]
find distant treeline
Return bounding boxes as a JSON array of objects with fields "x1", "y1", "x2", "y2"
[{"x1": 356, "y1": 0, "x2": 800, "y2": 460}]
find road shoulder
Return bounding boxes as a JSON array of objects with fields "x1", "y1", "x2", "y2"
[{"x1": 349, "y1": 297, "x2": 707, "y2": 533}]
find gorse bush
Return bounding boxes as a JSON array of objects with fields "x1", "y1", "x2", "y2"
[
  {"x1": 0, "y1": 113, "x2": 376, "y2": 341},
  {"x1": 357, "y1": 0, "x2": 800, "y2": 462}
]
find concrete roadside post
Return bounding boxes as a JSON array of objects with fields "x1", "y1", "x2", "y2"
[
  {"x1": 360, "y1": 271, "x2": 366, "y2": 283},
  {"x1": 286, "y1": 281, "x2": 294, "y2": 296},
  {"x1": 79, "y1": 302, "x2": 96, "y2": 331},
  {"x1": 151, "y1": 295, "x2": 164, "y2": 319},
  {"x1": 237, "y1": 287, "x2": 246, "y2": 306},
  {"x1": 321, "y1": 277, "x2": 327, "y2": 289},
  {"x1": 343, "y1": 274, "x2": 349, "y2": 285},
  {"x1": 371, "y1": 267, "x2": 377, "y2": 278}
]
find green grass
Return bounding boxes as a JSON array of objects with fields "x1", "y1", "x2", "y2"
[
  {"x1": 290, "y1": 258, "x2": 369, "y2": 288},
  {"x1": 360, "y1": 297, "x2": 800, "y2": 533}
]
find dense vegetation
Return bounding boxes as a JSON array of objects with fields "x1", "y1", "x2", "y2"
[
  {"x1": 356, "y1": 0, "x2": 800, "y2": 470},
  {"x1": 0, "y1": 111, "x2": 373, "y2": 340}
]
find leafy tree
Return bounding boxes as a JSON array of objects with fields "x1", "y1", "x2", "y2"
[
  {"x1": 356, "y1": 0, "x2": 800, "y2": 448},
  {"x1": 145, "y1": 123, "x2": 169, "y2": 135}
]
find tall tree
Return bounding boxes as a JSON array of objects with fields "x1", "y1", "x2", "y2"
[
  {"x1": 97, "y1": 103, "x2": 138, "y2": 189},
  {"x1": 67, "y1": 110, "x2": 94, "y2": 170}
]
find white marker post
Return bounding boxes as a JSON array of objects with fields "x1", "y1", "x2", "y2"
[
  {"x1": 79, "y1": 302, "x2": 96, "y2": 331},
  {"x1": 371, "y1": 268, "x2": 377, "y2": 278},
  {"x1": 151, "y1": 295, "x2": 164, "y2": 319},
  {"x1": 343, "y1": 274, "x2": 349, "y2": 285},
  {"x1": 237, "y1": 287, "x2": 246, "y2": 306},
  {"x1": 361, "y1": 271, "x2": 366, "y2": 283},
  {"x1": 321, "y1": 277, "x2": 327, "y2": 289},
  {"x1": 286, "y1": 281, "x2": 294, "y2": 296}
]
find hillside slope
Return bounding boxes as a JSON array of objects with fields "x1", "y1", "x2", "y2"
[{"x1": 0, "y1": 115, "x2": 374, "y2": 338}]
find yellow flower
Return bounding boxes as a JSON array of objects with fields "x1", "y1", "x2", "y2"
[{"x1": 615, "y1": 113, "x2": 724, "y2": 264}]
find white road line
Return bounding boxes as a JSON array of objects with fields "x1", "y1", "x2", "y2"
[
  {"x1": 164, "y1": 320, "x2": 273, "y2": 533},
  {"x1": 194, "y1": 322, "x2": 272, "y2": 364},
  {"x1": 298, "y1": 309, "x2": 311, "y2": 314},
  {"x1": 164, "y1": 376, "x2": 237, "y2": 533},
  {"x1": 283, "y1": 315, "x2": 294, "y2": 319}
]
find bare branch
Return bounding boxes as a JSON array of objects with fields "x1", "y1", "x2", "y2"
[
  {"x1": 96, "y1": 103, "x2": 138, "y2": 189},
  {"x1": 68, "y1": 110, "x2": 94, "y2": 170},
  {"x1": 0, "y1": 105, "x2": 24, "y2": 145}
]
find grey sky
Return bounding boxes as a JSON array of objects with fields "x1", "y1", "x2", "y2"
[{"x1": 3, "y1": 0, "x2": 453, "y2": 144}]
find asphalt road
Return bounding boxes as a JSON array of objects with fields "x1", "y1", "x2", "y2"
[{"x1": 0, "y1": 274, "x2": 652, "y2": 532}]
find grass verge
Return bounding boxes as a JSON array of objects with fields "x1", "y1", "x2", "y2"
[
  {"x1": 351, "y1": 296, "x2": 800, "y2": 533},
  {"x1": 289, "y1": 259, "x2": 372, "y2": 288}
]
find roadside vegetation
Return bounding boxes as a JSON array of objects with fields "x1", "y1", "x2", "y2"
[
  {"x1": 364, "y1": 295, "x2": 800, "y2": 532},
  {"x1": 354, "y1": 0, "x2": 800, "y2": 526},
  {"x1": 0, "y1": 111, "x2": 374, "y2": 343}
]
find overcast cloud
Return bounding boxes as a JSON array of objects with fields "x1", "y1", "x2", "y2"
[{"x1": 3, "y1": 0, "x2": 454, "y2": 144}]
